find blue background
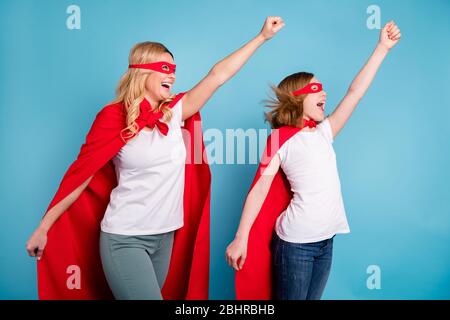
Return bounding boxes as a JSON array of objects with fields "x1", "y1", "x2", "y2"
[{"x1": 1, "y1": 0, "x2": 449, "y2": 299}]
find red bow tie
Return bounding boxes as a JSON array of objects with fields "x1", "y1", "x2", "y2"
[
  {"x1": 302, "y1": 118, "x2": 317, "y2": 129},
  {"x1": 138, "y1": 99, "x2": 169, "y2": 136}
]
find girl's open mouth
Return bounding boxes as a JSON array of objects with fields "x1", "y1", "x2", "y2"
[{"x1": 317, "y1": 102, "x2": 325, "y2": 111}]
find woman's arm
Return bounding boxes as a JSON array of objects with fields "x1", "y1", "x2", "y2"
[
  {"x1": 225, "y1": 155, "x2": 281, "y2": 271},
  {"x1": 328, "y1": 20, "x2": 401, "y2": 138},
  {"x1": 26, "y1": 175, "x2": 93, "y2": 259},
  {"x1": 182, "y1": 16, "x2": 285, "y2": 120}
]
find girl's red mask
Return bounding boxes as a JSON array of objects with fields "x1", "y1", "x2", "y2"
[{"x1": 292, "y1": 82, "x2": 323, "y2": 96}]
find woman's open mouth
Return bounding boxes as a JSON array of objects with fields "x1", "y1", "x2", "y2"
[{"x1": 161, "y1": 82, "x2": 172, "y2": 90}]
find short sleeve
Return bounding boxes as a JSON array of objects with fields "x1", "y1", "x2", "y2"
[
  {"x1": 317, "y1": 118, "x2": 334, "y2": 144},
  {"x1": 172, "y1": 97, "x2": 183, "y2": 126},
  {"x1": 276, "y1": 141, "x2": 287, "y2": 164}
]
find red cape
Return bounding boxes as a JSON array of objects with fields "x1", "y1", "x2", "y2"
[
  {"x1": 37, "y1": 93, "x2": 211, "y2": 300},
  {"x1": 235, "y1": 126, "x2": 302, "y2": 300}
]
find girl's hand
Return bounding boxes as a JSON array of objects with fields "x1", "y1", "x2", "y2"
[
  {"x1": 26, "y1": 227, "x2": 47, "y2": 260},
  {"x1": 379, "y1": 20, "x2": 401, "y2": 50},
  {"x1": 225, "y1": 236, "x2": 248, "y2": 271},
  {"x1": 259, "y1": 16, "x2": 285, "y2": 41}
]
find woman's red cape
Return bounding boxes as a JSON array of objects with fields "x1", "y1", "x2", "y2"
[{"x1": 37, "y1": 93, "x2": 212, "y2": 299}]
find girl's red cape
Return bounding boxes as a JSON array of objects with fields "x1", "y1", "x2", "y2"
[{"x1": 235, "y1": 126, "x2": 301, "y2": 300}]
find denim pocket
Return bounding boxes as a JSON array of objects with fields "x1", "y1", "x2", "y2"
[{"x1": 271, "y1": 232, "x2": 282, "y2": 267}]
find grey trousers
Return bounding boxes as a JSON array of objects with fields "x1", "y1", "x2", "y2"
[{"x1": 99, "y1": 230, "x2": 174, "y2": 300}]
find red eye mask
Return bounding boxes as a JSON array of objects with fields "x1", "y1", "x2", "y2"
[
  {"x1": 292, "y1": 82, "x2": 323, "y2": 96},
  {"x1": 128, "y1": 61, "x2": 176, "y2": 74}
]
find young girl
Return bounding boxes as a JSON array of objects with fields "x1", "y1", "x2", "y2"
[
  {"x1": 26, "y1": 16, "x2": 285, "y2": 300},
  {"x1": 226, "y1": 21, "x2": 401, "y2": 300}
]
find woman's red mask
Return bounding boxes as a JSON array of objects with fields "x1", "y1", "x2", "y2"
[
  {"x1": 292, "y1": 82, "x2": 323, "y2": 96},
  {"x1": 128, "y1": 61, "x2": 176, "y2": 74}
]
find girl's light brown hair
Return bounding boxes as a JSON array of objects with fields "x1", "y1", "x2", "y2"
[
  {"x1": 112, "y1": 41, "x2": 176, "y2": 142},
  {"x1": 265, "y1": 72, "x2": 314, "y2": 129}
]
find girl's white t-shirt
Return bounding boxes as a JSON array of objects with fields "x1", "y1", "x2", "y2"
[
  {"x1": 275, "y1": 118, "x2": 350, "y2": 243},
  {"x1": 100, "y1": 99, "x2": 186, "y2": 235}
]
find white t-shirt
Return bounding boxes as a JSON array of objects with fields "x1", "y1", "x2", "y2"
[
  {"x1": 100, "y1": 99, "x2": 186, "y2": 235},
  {"x1": 274, "y1": 118, "x2": 350, "y2": 243}
]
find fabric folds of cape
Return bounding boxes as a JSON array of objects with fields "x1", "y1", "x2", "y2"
[
  {"x1": 37, "y1": 93, "x2": 211, "y2": 300},
  {"x1": 235, "y1": 126, "x2": 302, "y2": 300}
]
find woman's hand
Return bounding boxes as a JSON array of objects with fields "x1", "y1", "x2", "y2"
[
  {"x1": 259, "y1": 16, "x2": 285, "y2": 41},
  {"x1": 379, "y1": 20, "x2": 401, "y2": 50},
  {"x1": 225, "y1": 236, "x2": 248, "y2": 271},
  {"x1": 181, "y1": 16, "x2": 285, "y2": 120},
  {"x1": 24, "y1": 175, "x2": 94, "y2": 260},
  {"x1": 26, "y1": 227, "x2": 48, "y2": 260}
]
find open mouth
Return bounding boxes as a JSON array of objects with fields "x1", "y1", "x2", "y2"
[
  {"x1": 316, "y1": 102, "x2": 325, "y2": 112},
  {"x1": 161, "y1": 82, "x2": 172, "y2": 89}
]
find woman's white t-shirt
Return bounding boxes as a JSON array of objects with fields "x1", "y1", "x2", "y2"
[
  {"x1": 275, "y1": 118, "x2": 350, "y2": 243},
  {"x1": 100, "y1": 99, "x2": 186, "y2": 235}
]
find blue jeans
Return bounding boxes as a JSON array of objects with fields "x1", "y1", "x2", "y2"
[{"x1": 271, "y1": 231, "x2": 334, "y2": 300}]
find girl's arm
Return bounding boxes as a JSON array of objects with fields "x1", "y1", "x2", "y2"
[
  {"x1": 26, "y1": 175, "x2": 93, "y2": 259},
  {"x1": 328, "y1": 20, "x2": 401, "y2": 138},
  {"x1": 182, "y1": 16, "x2": 285, "y2": 121},
  {"x1": 225, "y1": 155, "x2": 281, "y2": 271}
]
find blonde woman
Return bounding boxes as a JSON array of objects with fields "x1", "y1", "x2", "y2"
[{"x1": 26, "y1": 16, "x2": 285, "y2": 300}]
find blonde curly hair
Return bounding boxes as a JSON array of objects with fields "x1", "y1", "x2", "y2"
[{"x1": 112, "y1": 41, "x2": 175, "y2": 142}]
